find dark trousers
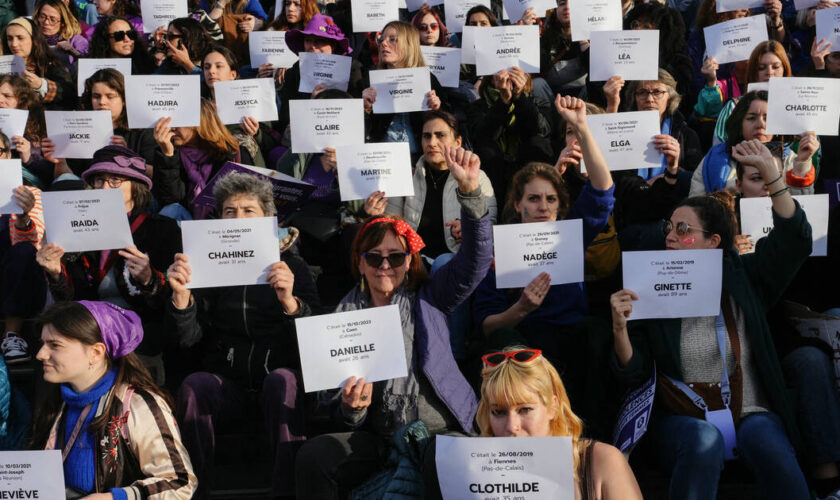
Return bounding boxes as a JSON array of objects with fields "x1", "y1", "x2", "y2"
[
  {"x1": 175, "y1": 368, "x2": 306, "y2": 498},
  {"x1": 0, "y1": 239, "x2": 46, "y2": 319}
]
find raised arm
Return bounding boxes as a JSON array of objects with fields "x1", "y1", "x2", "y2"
[{"x1": 554, "y1": 95, "x2": 613, "y2": 191}]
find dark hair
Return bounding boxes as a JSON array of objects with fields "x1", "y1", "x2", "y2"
[
  {"x1": 695, "y1": 0, "x2": 747, "y2": 29},
  {"x1": 410, "y1": 5, "x2": 450, "y2": 47},
  {"x1": 0, "y1": 74, "x2": 46, "y2": 140},
  {"x1": 624, "y1": 3, "x2": 687, "y2": 56},
  {"x1": 674, "y1": 195, "x2": 736, "y2": 250},
  {"x1": 29, "y1": 302, "x2": 171, "y2": 449},
  {"x1": 420, "y1": 110, "x2": 461, "y2": 138},
  {"x1": 350, "y1": 215, "x2": 429, "y2": 291},
  {"x1": 314, "y1": 88, "x2": 352, "y2": 99},
  {"x1": 268, "y1": 0, "x2": 318, "y2": 30},
  {"x1": 503, "y1": 162, "x2": 571, "y2": 223},
  {"x1": 169, "y1": 17, "x2": 214, "y2": 65},
  {"x1": 130, "y1": 181, "x2": 152, "y2": 212},
  {"x1": 203, "y1": 43, "x2": 239, "y2": 71},
  {"x1": 725, "y1": 90, "x2": 768, "y2": 151},
  {"x1": 465, "y1": 5, "x2": 499, "y2": 26},
  {"x1": 2, "y1": 18, "x2": 65, "y2": 78},
  {"x1": 89, "y1": 17, "x2": 154, "y2": 73},
  {"x1": 104, "y1": 0, "x2": 140, "y2": 18},
  {"x1": 0, "y1": 131, "x2": 9, "y2": 153},
  {"x1": 81, "y1": 68, "x2": 128, "y2": 129}
]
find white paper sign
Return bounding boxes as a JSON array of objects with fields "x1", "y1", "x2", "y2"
[
  {"x1": 181, "y1": 216, "x2": 280, "y2": 289},
  {"x1": 460, "y1": 26, "x2": 478, "y2": 64},
  {"x1": 295, "y1": 305, "x2": 408, "y2": 392},
  {"x1": 77, "y1": 58, "x2": 132, "y2": 96},
  {"x1": 370, "y1": 67, "x2": 432, "y2": 113},
  {"x1": 214, "y1": 78, "x2": 279, "y2": 125},
  {"x1": 0, "y1": 450, "x2": 64, "y2": 500},
  {"x1": 42, "y1": 189, "x2": 134, "y2": 252},
  {"x1": 747, "y1": 81, "x2": 768, "y2": 93},
  {"x1": 716, "y1": 0, "x2": 763, "y2": 13},
  {"x1": 589, "y1": 30, "x2": 660, "y2": 81},
  {"x1": 475, "y1": 25, "x2": 541, "y2": 75},
  {"x1": 0, "y1": 160, "x2": 23, "y2": 214},
  {"x1": 421, "y1": 46, "x2": 461, "y2": 88},
  {"x1": 816, "y1": 8, "x2": 840, "y2": 60},
  {"x1": 141, "y1": 0, "x2": 188, "y2": 33},
  {"x1": 289, "y1": 99, "x2": 365, "y2": 153},
  {"x1": 45, "y1": 111, "x2": 113, "y2": 159},
  {"x1": 622, "y1": 249, "x2": 723, "y2": 320},
  {"x1": 569, "y1": 0, "x2": 623, "y2": 42},
  {"x1": 703, "y1": 15, "x2": 767, "y2": 64},
  {"x1": 335, "y1": 142, "x2": 414, "y2": 201},
  {"x1": 739, "y1": 194, "x2": 829, "y2": 256},
  {"x1": 794, "y1": 0, "x2": 819, "y2": 10},
  {"x1": 407, "y1": 0, "x2": 442, "y2": 10},
  {"x1": 436, "y1": 436, "x2": 574, "y2": 500},
  {"x1": 493, "y1": 220, "x2": 584, "y2": 288},
  {"x1": 0, "y1": 55, "x2": 25, "y2": 76},
  {"x1": 351, "y1": 0, "x2": 398, "y2": 32},
  {"x1": 298, "y1": 52, "x2": 353, "y2": 93},
  {"x1": 766, "y1": 77, "x2": 840, "y2": 135},
  {"x1": 503, "y1": 0, "x2": 554, "y2": 23},
  {"x1": 586, "y1": 110, "x2": 662, "y2": 171},
  {"x1": 125, "y1": 75, "x2": 201, "y2": 128},
  {"x1": 249, "y1": 31, "x2": 299, "y2": 68},
  {"x1": 445, "y1": 0, "x2": 491, "y2": 32},
  {"x1": 0, "y1": 109, "x2": 28, "y2": 146}
]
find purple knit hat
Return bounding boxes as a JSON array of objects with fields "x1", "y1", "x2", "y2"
[
  {"x1": 82, "y1": 145, "x2": 152, "y2": 189},
  {"x1": 77, "y1": 301, "x2": 143, "y2": 359},
  {"x1": 285, "y1": 14, "x2": 352, "y2": 56}
]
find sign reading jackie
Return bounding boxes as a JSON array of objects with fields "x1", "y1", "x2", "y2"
[
  {"x1": 703, "y1": 15, "x2": 767, "y2": 64},
  {"x1": 766, "y1": 77, "x2": 840, "y2": 136},
  {"x1": 622, "y1": 249, "x2": 723, "y2": 320},
  {"x1": 351, "y1": 0, "x2": 398, "y2": 32},
  {"x1": 42, "y1": 189, "x2": 134, "y2": 253},
  {"x1": 445, "y1": 0, "x2": 491, "y2": 32},
  {"x1": 289, "y1": 99, "x2": 365, "y2": 153},
  {"x1": 335, "y1": 142, "x2": 414, "y2": 201},
  {"x1": 585, "y1": 110, "x2": 662, "y2": 171},
  {"x1": 435, "y1": 436, "x2": 574, "y2": 499},
  {"x1": 181, "y1": 216, "x2": 280, "y2": 289},
  {"x1": 249, "y1": 31, "x2": 299, "y2": 68},
  {"x1": 420, "y1": 46, "x2": 461, "y2": 88},
  {"x1": 295, "y1": 305, "x2": 408, "y2": 393},
  {"x1": 492, "y1": 220, "x2": 584, "y2": 289},
  {"x1": 298, "y1": 52, "x2": 353, "y2": 93},
  {"x1": 214, "y1": 78, "x2": 279, "y2": 125},
  {"x1": 569, "y1": 0, "x2": 623, "y2": 42},
  {"x1": 141, "y1": 0, "x2": 188, "y2": 33},
  {"x1": 589, "y1": 30, "x2": 660, "y2": 82},
  {"x1": 77, "y1": 58, "x2": 132, "y2": 96},
  {"x1": 739, "y1": 194, "x2": 829, "y2": 257},
  {"x1": 125, "y1": 75, "x2": 201, "y2": 128},
  {"x1": 0, "y1": 450, "x2": 64, "y2": 500},
  {"x1": 44, "y1": 110, "x2": 113, "y2": 159},
  {"x1": 474, "y1": 25, "x2": 541, "y2": 76},
  {"x1": 0, "y1": 160, "x2": 23, "y2": 215},
  {"x1": 369, "y1": 67, "x2": 432, "y2": 114}
]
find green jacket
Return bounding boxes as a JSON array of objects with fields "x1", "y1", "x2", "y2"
[{"x1": 612, "y1": 203, "x2": 813, "y2": 446}]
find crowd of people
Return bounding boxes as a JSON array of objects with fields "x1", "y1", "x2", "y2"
[{"x1": 0, "y1": 0, "x2": 837, "y2": 497}]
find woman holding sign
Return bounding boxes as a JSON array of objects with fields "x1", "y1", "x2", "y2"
[
  {"x1": 33, "y1": 0, "x2": 89, "y2": 66},
  {"x1": 610, "y1": 139, "x2": 813, "y2": 499}
]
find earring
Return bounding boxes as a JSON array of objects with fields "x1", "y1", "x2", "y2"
[
  {"x1": 360, "y1": 277, "x2": 366, "y2": 293},
  {"x1": 88, "y1": 359, "x2": 94, "y2": 370}
]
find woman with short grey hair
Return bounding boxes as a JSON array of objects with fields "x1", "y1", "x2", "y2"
[{"x1": 213, "y1": 171, "x2": 276, "y2": 216}]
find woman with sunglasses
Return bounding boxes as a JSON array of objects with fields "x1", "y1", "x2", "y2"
[
  {"x1": 410, "y1": 5, "x2": 450, "y2": 47},
  {"x1": 610, "y1": 139, "x2": 813, "y2": 500},
  {"x1": 34, "y1": 0, "x2": 89, "y2": 67},
  {"x1": 155, "y1": 17, "x2": 213, "y2": 75},
  {"x1": 294, "y1": 145, "x2": 493, "y2": 499},
  {"x1": 89, "y1": 16, "x2": 156, "y2": 74},
  {"x1": 424, "y1": 347, "x2": 642, "y2": 499}
]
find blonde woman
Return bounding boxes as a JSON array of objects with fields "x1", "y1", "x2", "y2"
[{"x1": 34, "y1": 0, "x2": 88, "y2": 64}]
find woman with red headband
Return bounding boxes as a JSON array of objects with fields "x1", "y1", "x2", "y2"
[{"x1": 294, "y1": 145, "x2": 494, "y2": 499}]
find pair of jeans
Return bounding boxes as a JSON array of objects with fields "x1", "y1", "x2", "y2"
[{"x1": 651, "y1": 412, "x2": 810, "y2": 500}]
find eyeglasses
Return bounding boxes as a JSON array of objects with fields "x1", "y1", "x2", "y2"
[
  {"x1": 164, "y1": 33, "x2": 183, "y2": 42},
  {"x1": 635, "y1": 89, "x2": 668, "y2": 99},
  {"x1": 37, "y1": 13, "x2": 61, "y2": 25},
  {"x1": 376, "y1": 35, "x2": 399, "y2": 46},
  {"x1": 0, "y1": 147, "x2": 9, "y2": 155},
  {"x1": 482, "y1": 349, "x2": 542, "y2": 367},
  {"x1": 92, "y1": 176, "x2": 129, "y2": 188},
  {"x1": 361, "y1": 252, "x2": 409, "y2": 268},
  {"x1": 661, "y1": 220, "x2": 711, "y2": 238},
  {"x1": 418, "y1": 23, "x2": 439, "y2": 32},
  {"x1": 109, "y1": 30, "x2": 138, "y2": 42}
]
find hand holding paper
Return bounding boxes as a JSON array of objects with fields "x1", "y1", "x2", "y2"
[
  {"x1": 797, "y1": 131, "x2": 819, "y2": 163},
  {"x1": 517, "y1": 271, "x2": 551, "y2": 313},
  {"x1": 341, "y1": 376, "x2": 373, "y2": 412},
  {"x1": 266, "y1": 261, "x2": 299, "y2": 314},
  {"x1": 118, "y1": 245, "x2": 153, "y2": 287},
  {"x1": 610, "y1": 289, "x2": 639, "y2": 367},
  {"x1": 167, "y1": 253, "x2": 192, "y2": 309}
]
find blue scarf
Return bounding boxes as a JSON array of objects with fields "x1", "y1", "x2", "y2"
[
  {"x1": 701, "y1": 142, "x2": 732, "y2": 193},
  {"x1": 637, "y1": 117, "x2": 671, "y2": 181}
]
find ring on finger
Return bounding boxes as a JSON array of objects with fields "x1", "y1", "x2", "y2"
[{"x1": 361, "y1": 394, "x2": 368, "y2": 401}]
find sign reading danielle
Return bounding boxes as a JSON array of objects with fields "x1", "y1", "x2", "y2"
[
  {"x1": 289, "y1": 99, "x2": 365, "y2": 153},
  {"x1": 0, "y1": 450, "x2": 64, "y2": 500},
  {"x1": 125, "y1": 74, "x2": 201, "y2": 128},
  {"x1": 492, "y1": 220, "x2": 584, "y2": 288},
  {"x1": 42, "y1": 189, "x2": 134, "y2": 252}
]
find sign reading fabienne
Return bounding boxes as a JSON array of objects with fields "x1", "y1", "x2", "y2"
[
  {"x1": 42, "y1": 189, "x2": 134, "y2": 252},
  {"x1": 335, "y1": 142, "x2": 414, "y2": 201},
  {"x1": 180, "y1": 216, "x2": 280, "y2": 289},
  {"x1": 125, "y1": 75, "x2": 200, "y2": 128},
  {"x1": 703, "y1": 15, "x2": 767, "y2": 64},
  {"x1": 586, "y1": 110, "x2": 661, "y2": 171},
  {"x1": 289, "y1": 98, "x2": 364, "y2": 153},
  {"x1": 766, "y1": 77, "x2": 840, "y2": 136},
  {"x1": 622, "y1": 249, "x2": 722, "y2": 320},
  {"x1": 295, "y1": 305, "x2": 408, "y2": 393},
  {"x1": 249, "y1": 31, "x2": 298, "y2": 68},
  {"x1": 435, "y1": 436, "x2": 574, "y2": 500},
  {"x1": 739, "y1": 194, "x2": 829, "y2": 256},
  {"x1": 0, "y1": 450, "x2": 64, "y2": 500},
  {"x1": 493, "y1": 220, "x2": 583, "y2": 289}
]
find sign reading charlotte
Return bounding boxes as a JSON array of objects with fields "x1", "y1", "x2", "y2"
[
  {"x1": 0, "y1": 451, "x2": 64, "y2": 500},
  {"x1": 493, "y1": 220, "x2": 584, "y2": 288},
  {"x1": 42, "y1": 189, "x2": 134, "y2": 253}
]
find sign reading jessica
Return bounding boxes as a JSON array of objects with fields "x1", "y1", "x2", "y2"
[
  {"x1": 420, "y1": 46, "x2": 461, "y2": 88},
  {"x1": 141, "y1": 0, "x2": 187, "y2": 33},
  {"x1": 766, "y1": 77, "x2": 840, "y2": 136},
  {"x1": 0, "y1": 160, "x2": 23, "y2": 214},
  {"x1": 298, "y1": 52, "x2": 352, "y2": 93},
  {"x1": 816, "y1": 6, "x2": 840, "y2": 50},
  {"x1": 45, "y1": 111, "x2": 113, "y2": 159},
  {"x1": 586, "y1": 110, "x2": 661, "y2": 171},
  {"x1": 369, "y1": 67, "x2": 432, "y2": 114},
  {"x1": 492, "y1": 220, "x2": 584, "y2": 289},
  {"x1": 474, "y1": 25, "x2": 541, "y2": 76},
  {"x1": 622, "y1": 249, "x2": 723, "y2": 320},
  {"x1": 351, "y1": 0, "x2": 398, "y2": 32},
  {"x1": 435, "y1": 435, "x2": 574, "y2": 500},
  {"x1": 589, "y1": 30, "x2": 660, "y2": 81},
  {"x1": 214, "y1": 78, "x2": 279, "y2": 125},
  {"x1": 288, "y1": 99, "x2": 365, "y2": 153},
  {"x1": 181, "y1": 216, "x2": 280, "y2": 289},
  {"x1": 0, "y1": 450, "x2": 64, "y2": 500},
  {"x1": 445, "y1": 0, "x2": 491, "y2": 32},
  {"x1": 0, "y1": 55, "x2": 24, "y2": 76},
  {"x1": 42, "y1": 189, "x2": 134, "y2": 252},
  {"x1": 295, "y1": 305, "x2": 408, "y2": 393},
  {"x1": 77, "y1": 58, "x2": 131, "y2": 96},
  {"x1": 739, "y1": 194, "x2": 829, "y2": 256},
  {"x1": 703, "y1": 15, "x2": 767, "y2": 64},
  {"x1": 248, "y1": 31, "x2": 299, "y2": 68},
  {"x1": 569, "y1": 0, "x2": 623, "y2": 42},
  {"x1": 335, "y1": 142, "x2": 414, "y2": 201},
  {"x1": 125, "y1": 75, "x2": 200, "y2": 128},
  {"x1": 0, "y1": 109, "x2": 27, "y2": 147}
]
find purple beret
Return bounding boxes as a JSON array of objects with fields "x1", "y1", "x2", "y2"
[{"x1": 77, "y1": 301, "x2": 143, "y2": 359}]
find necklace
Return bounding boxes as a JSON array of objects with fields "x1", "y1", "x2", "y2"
[{"x1": 428, "y1": 167, "x2": 449, "y2": 191}]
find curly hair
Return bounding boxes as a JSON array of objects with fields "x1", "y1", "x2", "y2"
[
  {"x1": 268, "y1": 0, "x2": 318, "y2": 31},
  {"x1": 213, "y1": 172, "x2": 276, "y2": 216},
  {"x1": 0, "y1": 74, "x2": 46, "y2": 140},
  {"x1": 168, "y1": 17, "x2": 214, "y2": 66},
  {"x1": 89, "y1": 16, "x2": 154, "y2": 73}
]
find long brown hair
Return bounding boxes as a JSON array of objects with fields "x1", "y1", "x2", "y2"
[
  {"x1": 81, "y1": 68, "x2": 128, "y2": 129},
  {"x1": 745, "y1": 40, "x2": 791, "y2": 83},
  {"x1": 694, "y1": 0, "x2": 748, "y2": 29},
  {"x1": 502, "y1": 163, "x2": 571, "y2": 223},
  {"x1": 194, "y1": 97, "x2": 239, "y2": 163},
  {"x1": 34, "y1": 0, "x2": 82, "y2": 40},
  {"x1": 350, "y1": 215, "x2": 429, "y2": 291},
  {"x1": 268, "y1": 0, "x2": 318, "y2": 31},
  {"x1": 0, "y1": 74, "x2": 46, "y2": 141},
  {"x1": 2, "y1": 18, "x2": 64, "y2": 77}
]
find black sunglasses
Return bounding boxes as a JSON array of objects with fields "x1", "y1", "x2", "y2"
[
  {"x1": 165, "y1": 33, "x2": 183, "y2": 42},
  {"x1": 361, "y1": 252, "x2": 409, "y2": 268},
  {"x1": 109, "y1": 30, "x2": 138, "y2": 42}
]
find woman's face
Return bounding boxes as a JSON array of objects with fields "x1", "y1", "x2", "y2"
[
  {"x1": 826, "y1": 52, "x2": 840, "y2": 77},
  {"x1": 165, "y1": 25, "x2": 184, "y2": 59},
  {"x1": 358, "y1": 231, "x2": 412, "y2": 297},
  {"x1": 37, "y1": 5, "x2": 63, "y2": 37},
  {"x1": 515, "y1": 177, "x2": 560, "y2": 223},
  {"x1": 378, "y1": 26, "x2": 404, "y2": 68},
  {"x1": 737, "y1": 164, "x2": 768, "y2": 198},
  {"x1": 36, "y1": 324, "x2": 100, "y2": 388},
  {"x1": 94, "y1": 0, "x2": 115, "y2": 16},
  {"x1": 108, "y1": 19, "x2": 135, "y2": 57},
  {"x1": 5, "y1": 25, "x2": 33, "y2": 59},
  {"x1": 203, "y1": 51, "x2": 236, "y2": 88},
  {"x1": 284, "y1": 0, "x2": 302, "y2": 23},
  {"x1": 0, "y1": 83, "x2": 20, "y2": 109},
  {"x1": 467, "y1": 12, "x2": 492, "y2": 27},
  {"x1": 555, "y1": 0, "x2": 570, "y2": 24},
  {"x1": 664, "y1": 206, "x2": 719, "y2": 250},
  {"x1": 417, "y1": 14, "x2": 440, "y2": 46},
  {"x1": 421, "y1": 118, "x2": 462, "y2": 168},
  {"x1": 634, "y1": 81, "x2": 670, "y2": 117},
  {"x1": 303, "y1": 35, "x2": 334, "y2": 54},
  {"x1": 489, "y1": 388, "x2": 556, "y2": 437},
  {"x1": 756, "y1": 52, "x2": 784, "y2": 82},
  {"x1": 172, "y1": 126, "x2": 197, "y2": 146},
  {"x1": 93, "y1": 173, "x2": 134, "y2": 212},
  {"x1": 90, "y1": 82, "x2": 124, "y2": 124},
  {"x1": 741, "y1": 99, "x2": 770, "y2": 142},
  {"x1": 221, "y1": 193, "x2": 265, "y2": 218}
]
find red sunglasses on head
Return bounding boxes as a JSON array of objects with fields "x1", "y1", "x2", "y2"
[{"x1": 482, "y1": 349, "x2": 542, "y2": 367}]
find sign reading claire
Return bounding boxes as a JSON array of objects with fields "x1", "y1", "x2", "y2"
[
  {"x1": 42, "y1": 189, "x2": 134, "y2": 252},
  {"x1": 289, "y1": 98, "x2": 364, "y2": 153},
  {"x1": 435, "y1": 436, "x2": 574, "y2": 499},
  {"x1": 492, "y1": 220, "x2": 584, "y2": 289},
  {"x1": 0, "y1": 450, "x2": 64, "y2": 500}
]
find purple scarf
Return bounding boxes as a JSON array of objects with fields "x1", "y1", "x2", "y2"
[{"x1": 180, "y1": 147, "x2": 216, "y2": 219}]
